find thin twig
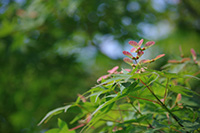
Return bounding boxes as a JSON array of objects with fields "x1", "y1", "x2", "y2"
[{"x1": 139, "y1": 78, "x2": 185, "y2": 129}]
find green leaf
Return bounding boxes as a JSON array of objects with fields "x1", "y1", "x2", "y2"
[
  {"x1": 147, "y1": 72, "x2": 159, "y2": 85},
  {"x1": 130, "y1": 66, "x2": 139, "y2": 75},
  {"x1": 169, "y1": 86, "x2": 198, "y2": 97},
  {"x1": 131, "y1": 72, "x2": 150, "y2": 79},
  {"x1": 117, "y1": 114, "x2": 153, "y2": 126},
  {"x1": 182, "y1": 120, "x2": 200, "y2": 131},
  {"x1": 45, "y1": 128, "x2": 60, "y2": 133},
  {"x1": 88, "y1": 91, "x2": 103, "y2": 103},
  {"x1": 58, "y1": 118, "x2": 67, "y2": 129},
  {"x1": 184, "y1": 75, "x2": 200, "y2": 80},
  {"x1": 87, "y1": 86, "x2": 117, "y2": 103},
  {"x1": 91, "y1": 93, "x2": 126, "y2": 117},
  {"x1": 58, "y1": 118, "x2": 75, "y2": 133},
  {"x1": 122, "y1": 81, "x2": 139, "y2": 94},
  {"x1": 45, "y1": 119, "x2": 75, "y2": 133},
  {"x1": 100, "y1": 102, "x2": 115, "y2": 114},
  {"x1": 181, "y1": 96, "x2": 200, "y2": 107},
  {"x1": 146, "y1": 69, "x2": 179, "y2": 79},
  {"x1": 83, "y1": 93, "x2": 127, "y2": 131},
  {"x1": 119, "y1": 84, "x2": 125, "y2": 94},
  {"x1": 38, "y1": 105, "x2": 71, "y2": 126},
  {"x1": 70, "y1": 113, "x2": 86, "y2": 124}
]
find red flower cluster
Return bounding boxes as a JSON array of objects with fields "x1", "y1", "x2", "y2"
[
  {"x1": 97, "y1": 39, "x2": 166, "y2": 83},
  {"x1": 168, "y1": 47, "x2": 199, "y2": 65},
  {"x1": 123, "y1": 39, "x2": 165, "y2": 66}
]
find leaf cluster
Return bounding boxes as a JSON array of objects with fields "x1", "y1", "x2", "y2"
[{"x1": 39, "y1": 57, "x2": 200, "y2": 132}]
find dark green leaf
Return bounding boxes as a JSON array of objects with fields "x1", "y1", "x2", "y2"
[{"x1": 169, "y1": 86, "x2": 199, "y2": 97}]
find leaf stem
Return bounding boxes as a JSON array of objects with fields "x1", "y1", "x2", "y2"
[
  {"x1": 163, "y1": 78, "x2": 169, "y2": 104},
  {"x1": 139, "y1": 78, "x2": 185, "y2": 129}
]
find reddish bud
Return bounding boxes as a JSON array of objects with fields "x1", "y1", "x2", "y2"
[
  {"x1": 123, "y1": 51, "x2": 133, "y2": 58},
  {"x1": 145, "y1": 41, "x2": 155, "y2": 48},
  {"x1": 107, "y1": 66, "x2": 119, "y2": 74},
  {"x1": 128, "y1": 40, "x2": 138, "y2": 47},
  {"x1": 154, "y1": 54, "x2": 165, "y2": 60},
  {"x1": 136, "y1": 47, "x2": 141, "y2": 52},
  {"x1": 78, "y1": 94, "x2": 86, "y2": 103},
  {"x1": 168, "y1": 60, "x2": 180, "y2": 63},
  {"x1": 97, "y1": 74, "x2": 110, "y2": 83},
  {"x1": 176, "y1": 93, "x2": 182, "y2": 102},
  {"x1": 179, "y1": 45, "x2": 184, "y2": 57},
  {"x1": 124, "y1": 69, "x2": 131, "y2": 72},
  {"x1": 169, "y1": 58, "x2": 191, "y2": 64},
  {"x1": 137, "y1": 51, "x2": 144, "y2": 57},
  {"x1": 120, "y1": 69, "x2": 132, "y2": 73},
  {"x1": 123, "y1": 57, "x2": 133, "y2": 65},
  {"x1": 129, "y1": 39, "x2": 143, "y2": 48},
  {"x1": 181, "y1": 58, "x2": 190, "y2": 63},
  {"x1": 138, "y1": 39, "x2": 143, "y2": 47},
  {"x1": 142, "y1": 47, "x2": 146, "y2": 51},
  {"x1": 191, "y1": 48, "x2": 197, "y2": 61},
  {"x1": 136, "y1": 56, "x2": 139, "y2": 59},
  {"x1": 140, "y1": 67, "x2": 146, "y2": 72},
  {"x1": 140, "y1": 59, "x2": 151, "y2": 64}
]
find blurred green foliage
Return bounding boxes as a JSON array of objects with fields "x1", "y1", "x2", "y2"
[{"x1": 0, "y1": 0, "x2": 200, "y2": 132}]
